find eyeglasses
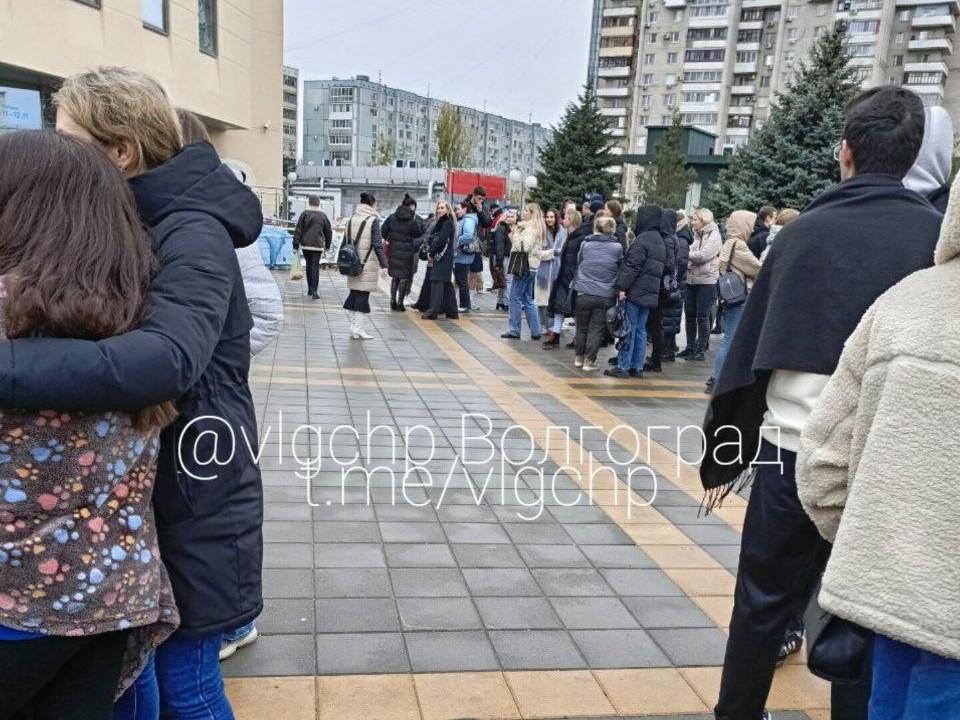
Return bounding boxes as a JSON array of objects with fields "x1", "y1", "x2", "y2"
[{"x1": 832, "y1": 141, "x2": 842, "y2": 161}]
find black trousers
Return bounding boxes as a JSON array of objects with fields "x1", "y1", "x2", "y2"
[
  {"x1": 414, "y1": 266, "x2": 433, "y2": 311},
  {"x1": 716, "y1": 441, "x2": 869, "y2": 720},
  {"x1": 646, "y1": 303, "x2": 664, "y2": 367},
  {"x1": 304, "y1": 250, "x2": 322, "y2": 295},
  {"x1": 0, "y1": 630, "x2": 128, "y2": 720},
  {"x1": 426, "y1": 281, "x2": 459, "y2": 319},
  {"x1": 574, "y1": 294, "x2": 610, "y2": 362},
  {"x1": 390, "y1": 277, "x2": 410, "y2": 307},
  {"x1": 453, "y1": 264, "x2": 471, "y2": 309},
  {"x1": 684, "y1": 283, "x2": 716, "y2": 353}
]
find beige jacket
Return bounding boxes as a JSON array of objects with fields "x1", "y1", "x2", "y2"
[
  {"x1": 797, "y1": 182, "x2": 960, "y2": 660},
  {"x1": 720, "y1": 210, "x2": 762, "y2": 290},
  {"x1": 345, "y1": 203, "x2": 387, "y2": 293},
  {"x1": 512, "y1": 221, "x2": 544, "y2": 272}
]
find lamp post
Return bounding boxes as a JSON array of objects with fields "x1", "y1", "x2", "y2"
[
  {"x1": 509, "y1": 168, "x2": 522, "y2": 207},
  {"x1": 284, "y1": 171, "x2": 298, "y2": 221}
]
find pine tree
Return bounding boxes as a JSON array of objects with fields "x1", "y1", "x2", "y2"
[
  {"x1": 635, "y1": 112, "x2": 697, "y2": 209},
  {"x1": 706, "y1": 23, "x2": 860, "y2": 219},
  {"x1": 530, "y1": 88, "x2": 618, "y2": 210}
]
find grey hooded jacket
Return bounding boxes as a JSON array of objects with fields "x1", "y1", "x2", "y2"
[{"x1": 903, "y1": 106, "x2": 954, "y2": 213}]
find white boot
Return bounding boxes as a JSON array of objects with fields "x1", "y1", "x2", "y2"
[
  {"x1": 353, "y1": 312, "x2": 373, "y2": 340},
  {"x1": 348, "y1": 311, "x2": 359, "y2": 339}
]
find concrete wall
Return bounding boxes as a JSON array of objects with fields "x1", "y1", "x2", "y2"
[{"x1": 0, "y1": 0, "x2": 284, "y2": 187}]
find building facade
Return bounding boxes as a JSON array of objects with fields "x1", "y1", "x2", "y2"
[
  {"x1": 0, "y1": 0, "x2": 284, "y2": 188},
  {"x1": 283, "y1": 65, "x2": 299, "y2": 173},
  {"x1": 301, "y1": 76, "x2": 550, "y2": 177},
  {"x1": 588, "y1": 0, "x2": 960, "y2": 197}
]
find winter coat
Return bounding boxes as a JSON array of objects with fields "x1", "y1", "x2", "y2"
[
  {"x1": 616, "y1": 209, "x2": 665, "y2": 308},
  {"x1": 677, "y1": 221, "x2": 694, "y2": 247},
  {"x1": 511, "y1": 222, "x2": 544, "y2": 273},
  {"x1": 292, "y1": 208, "x2": 332, "y2": 251},
  {"x1": 345, "y1": 203, "x2": 388, "y2": 293},
  {"x1": 687, "y1": 222, "x2": 722, "y2": 285},
  {"x1": 614, "y1": 216, "x2": 628, "y2": 249},
  {"x1": 796, "y1": 181, "x2": 960, "y2": 661},
  {"x1": 548, "y1": 222, "x2": 589, "y2": 315},
  {"x1": 720, "y1": 210, "x2": 763, "y2": 290},
  {"x1": 491, "y1": 222, "x2": 512, "y2": 266},
  {"x1": 0, "y1": 141, "x2": 265, "y2": 635},
  {"x1": 428, "y1": 214, "x2": 456, "y2": 282},
  {"x1": 536, "y1": 226, "x2": 565, "y2": 308},
  {"x1": 658, "y1": 210, "x2": 677, "y2": 286},
  {"x1": 747, "y1": 216, "x2": 770, "y2": 260},
  {"x1": 455, "y1": 212, "x2": 479, "y2": 265},
  {"x1": 904, "y1": 105, "x2": 953, "y2": 216},
  {"x1": 384, "y1": 205, "x2": 421, "y2": 281},
  {"x1": 573, "y1": 233, "x2": 623, "y2": 298},
  {"x1": 661, "y1": 209, "x2": 687, "y2": 334},
  {"x1": 236, "y1": 243, "x2": 283, "y2": 356}
]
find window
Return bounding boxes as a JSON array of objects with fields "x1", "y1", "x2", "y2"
[
  {"x1": 331, "y1": 119, "x2": 352, "y2": 129},
  {"x1": 893, "y1": 55, "x2": 904, "y2": 67},
  {"x1": 682, "y1": 70, "x2": 724, "y2": 82},
  {"x1": 599, "y1": 57, "x2": 631, "y2": 68},
  {"x1": 141, "y1": 0, "x2": 167, "y2": 31},
  {"x1": 687, "y1": 27, "x2": 727, "y2": 43},
  {"x1": 198, "y1": 0, "x2": 217, "y2": 56},
  {"x1": 648, "y1": 11, "x2": 659, "y2": 24},
  {"x1": 738, "y1": 29, "x2": 762, "y2": 43},
  {"x1": 848, "y1": 44, "x2": 876, "y2": 58},
  {"x1": 848, "y1": 20, "x2": 879, "y2": 35},
  {"x1": 329, "y1": 134, "x2": 351, "y2": 145},
  {"x1": 283, "y1": 108, "x2": 296, "y2": 121},
  {"x1": 649, "y1": 32, "x2": 658, "y2": 43},
  {"x1": 283, "y1": 91, "x2": 296, "y2": 105},
  {"x1": 672, "y1": 9, "x2": 682, "y2": 22},
  {"x1": 642, "y1": 94, "x2": 652, "y2": 109},
  {"x1": 905, "y1": 71, "x2": 945, "y2": 85},
  {"x1": 684, "y1": 48, "x2": 725, "y2": 62},
  {"x1": 682, "y1": 91, "x2": 720, "y2": 103},
  {"x1": 786, "y1": 28, "x2": 798, "y2": 43},
  {"x1": 735, "y1": 50, "x2": 758, "y2": 63},
  {"x1": 681, "y1": 112, "x2": 718, "y2": 126},
  {"x1": 644, "y1": 53, "x2": 656, "y2": 64},
  {"x1": 667, "y1": 31, "x2": 680, "y2": 44},
  {"x1": 814, "y1": 26, "x2": 827, "y2": 39},
  {"x1": 741, "y1": 8, "x2": 763, "y2": 22},
  {"x1": 642, "y1": 73, "x2": 655, "y2": 84},
  {"x1": 664, "y1": 93, "x2": 675, "y2": 107},
  {"x1": 667, "y1": 52, "x2": 679, "y2": 64}
]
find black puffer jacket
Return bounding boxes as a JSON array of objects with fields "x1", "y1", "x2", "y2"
[
  {"x1": 385, "y1": 205, "x2": 421, "y2": 281},
  {"x1": 660, "y1": 210, "x2": 677, "y2": 288},
  {"x1": 661, "y1": 209, "x2": 687, "y2": 335},
  {"x1": 747, "y1": 216, "x2": 770, "y2": 259},
  {"x1": 549, "y1": 222, "x2": 590, "y2": 314},
  {"x1": 429, "y1": 214, "x2": 456, "y2": 281},
  {"x1": 617, "y1": 206, "x2": 665, "y2": 308},
  {"x1": 492, "y1": 222, "x2": 512, "y2": 266},
  {"x1": 0, "y1": 142, "x2": 264, "y2": 635}
]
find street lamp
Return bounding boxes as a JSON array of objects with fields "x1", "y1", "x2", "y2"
[{"x1": 519, "y1": 174, "x2": 537, "y2": 209}]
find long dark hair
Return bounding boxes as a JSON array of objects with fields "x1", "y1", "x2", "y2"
[{"x1": 0, "y1": 130, "x2": 176, "y2": 430}]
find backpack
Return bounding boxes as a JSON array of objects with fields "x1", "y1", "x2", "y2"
[{"x1": 337, "y1": 218, "x2": 372, "y2": 277}]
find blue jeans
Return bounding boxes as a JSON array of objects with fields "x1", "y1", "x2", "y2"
[
  {"x1": 265, "y1": 236, "x2": 284, "y2": 269},
  {"x1": 114, "y1": 631, "x2": 234, "y2": 720},
  {"x1": 508, "y1": 272, "x2": 541, "y2": 337},
  {"x1": 870, "y1": 635, "x2": 960, "y2": 720},
  {"x1": 617, "y1": 301, "x2": 650, "y2": 371},
  {"x1": 712, "y1": 302, "x2": 744, "y2": 379}
]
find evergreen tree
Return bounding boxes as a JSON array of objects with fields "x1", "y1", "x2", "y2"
[
  {"x1": 635, "y1": 112, "x2": 697, "y2": 209},
  {"x1": 530, "y1": 87, "x2": 617, "y2": 209},
  {"x1": 706, "y1": 23, "x2": 860, "y2": 219}
]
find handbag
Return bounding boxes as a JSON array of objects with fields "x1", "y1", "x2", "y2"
[
  {"x1": 606, "y1": 298, "x2": 632, "y2": 351},
  {"x1": 491, "y1": 266, "x2": 505, "y2": 290},
  {"x1": 717, "y1": 240, "x2": 748, "y2": 307},
  {"x1": 508, "y1": 243, "x2": 530, "y2": 278},
  {"x1": 804, "y1": 579, "x2": 873, "y2": 684},
  {"x1": 288, "y1": 251, "x2": 304, "y2": 281}
]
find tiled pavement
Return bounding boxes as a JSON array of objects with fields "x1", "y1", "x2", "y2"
[{"x1": 222, "y1": 267, "x2": 830, "y2": 719}]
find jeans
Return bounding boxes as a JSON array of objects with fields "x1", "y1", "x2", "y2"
[
  {"x1": 574, "y1": 294, "x2": 610, "y2": 361},
  {"x1": 454, "y1": 263, "x2": 471, "y2": 310},
  {"x1": 617, "y1": 302, "x2": 650, "y2": 371},
  {"x1": 508, "y1": 273, "x2": 541, "y2": 337},
  {"x1": 712, "y1": 302, "x2": 744, "y2": 379},
  {"x1": 265, "y1": 235, "x2": 284, "y2": 269},
  {"x1": 869, "y1": 635, "x2": 960, "y2": 720},
  {"x1": 114, "y1": 631, "x2": 234, "y2": 720},
  {"x1": 684, "y1": 283, "x2": 716, "y2": 353},
  {"x1": 303, "y1": 250, "x2": 321, "y2": 295},
  {"x1": 498, "y1": 273, "x2": 513, "y2": 306}
]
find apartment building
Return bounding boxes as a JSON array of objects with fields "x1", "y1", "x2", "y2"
[
  {"x1": 301, "y1": 76, "x2": 550, "y2": 177},
  {"x1": 283, "y1": 65, "x2": 299, "y2": 172},
  {"x1": 0, "y1": 0, "x2": 284, "y2": 187},
  {"x1": 588, "y1": 0, "x2": 960, "y2": 197}
]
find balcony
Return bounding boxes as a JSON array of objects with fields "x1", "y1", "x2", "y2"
[
  {"x1": 902, "y1": 83, "x2": 946, "y2": 97},
  {"x1": 599, "y1": 46, "x2": 636, "y2": 58},
  {"x1": 728, "y1": 105, "x2": 754, "y2": 115},
  {"x1": 598, "y1": 66, "x2": 632, "y2": 78},
  {"x1": 730, "y1": 84, "x2": 756, "y2": 94},
  {"x1": 742, "y1": 0, "x2": 782, "y2": 6},
  {"x1": 735, "y1": 61, "x2": 759, "y2": 73},
  {"x1": 664, "y1": 0, "x2": 686, "y2": 8},
  {"x1": 909, "y1": 36, "x2": 954, "y2": 52},
  {"x1": 599, "y1": 107, "x2": 629, "y2": 117},
  {"x1": 904, "y1": 60, "x2": 950, "y2": 74},
  {"x1": 605, "y1": 127, "x2": 627, "y2": 137},
  {"x1": 913, "y1": 14, "x2": 957, "y2": 31},
  {"x1": 597, "y1": 86, "x2": 631, "y2": 97},
  {"x1": 603, "y1": 6, "x2": 637, "y2": 18},
  {"x1": 601, "y1": 25, "x2": 635, "y2": 37}
]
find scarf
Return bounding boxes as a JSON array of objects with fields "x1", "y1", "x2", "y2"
[{"x1": 700, "y1": 174, "x2": 944, "y2": 508}]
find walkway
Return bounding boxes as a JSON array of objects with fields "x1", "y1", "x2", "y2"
[{"x1": 222, "y1": 268, "x2": 830, "y2": 719}]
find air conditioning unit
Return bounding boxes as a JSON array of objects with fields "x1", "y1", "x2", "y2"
[
  {"x1": 785, "y1": 16, "x2": 794, "y2": 22},
  {"x1": 789, "y1": 38, "x2": 796, "y2": 44},
  {"x1": 663, "y1": 33, "x2": 672, "y2": 40}
]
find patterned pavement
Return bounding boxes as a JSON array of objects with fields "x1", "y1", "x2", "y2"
[{"x1": 221, "y1": 267, "x2": 831, "y2": 719}]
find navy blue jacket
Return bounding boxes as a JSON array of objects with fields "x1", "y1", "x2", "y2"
[
  {"x1": 617, "y1": 207, "x2": 666, "y2": 308},
  {"x1": 0, "y1": 142, "x2": 264, "y2": 635}
]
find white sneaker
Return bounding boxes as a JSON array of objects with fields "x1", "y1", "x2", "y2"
[
  {"x1": 219, "y1": 625, "x2": 258, "y2": 661},
  {"x1": 575, "y1": 356, "x2": 584, "y2": 368},
  {"x1": 582, "y1": 361, "x2": 599, "y2": 372}
]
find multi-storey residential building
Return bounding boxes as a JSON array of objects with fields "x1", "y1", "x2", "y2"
[
  {"x1": 283, "y1": 65, "x2": 299, "y2": 173},
  {"x1": 301, "y1": 76, "x2": 550, "y2": 177},
  {"x1": 588, "y1": 0, "x2": 960, "y2": 197},
  {"x1": 1, "y1": 0, "x2": 285, "y2": 188}
]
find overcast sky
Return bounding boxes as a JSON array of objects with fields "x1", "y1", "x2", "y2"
[{"x1": 283, "y1": 0, "x2": 594, "y2": 128}]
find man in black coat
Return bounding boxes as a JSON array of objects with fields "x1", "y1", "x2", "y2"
[
  {"x1": 292, "y1": 194, "x2": 333, "y2": 299},
  {"x1": 702, "y1": 87, "x2": 942, "y2": 720}
]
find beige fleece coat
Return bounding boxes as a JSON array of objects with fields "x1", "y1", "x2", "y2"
[
  {"x1": 720, "y1": 210, "x2": 762, "y2": 290},
  {"x1": 797, "y1": 181, "x2": 960, "y2": 660},
  {"x1": 345, "y1": 203, "x2": 386, "y2": 293}
]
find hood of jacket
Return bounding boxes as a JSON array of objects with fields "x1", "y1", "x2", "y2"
[
  {"x1": 726, "y1": 210, "x2": 757, "y2": 243},
  {"x1": 904, "y1": 106, "x2": 954, "y2": 197},
  {"x1": 129, "y1": 142, "x2": 262, "y2": 248},
  {"x1": 660, "y1": 208, "x2": 678, "y2": 237},
  {"x1": 635, "y1": 205, "x2": 662, "y2": 234},
  {"x1": 394, "y1": 205, "x2": 416, "y2": 222},
  {"x1": 935, "y1": 177, "x2": 960, "y2": 265},
  {"x1": 354, "y1": 202, "x2": 380, "y2": 221}
]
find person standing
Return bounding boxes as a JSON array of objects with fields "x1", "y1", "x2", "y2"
[
  {"x1": 422, "y1": 201, "x2": 459, "y2": 320},
  {"x1": 571, "y1": 215, "x2": 623, "y2": 370},
  {"x1": 676, "y1": 209, "x2": 694, "y2": 245},
  {"x1": 706, "y1": 210, "x2": 762, "y2": 393},
  {"x1": 701, "y1": 86, "x2": 942, "y2": 720},
  {"x1": 606, "y1": 199, "x2": 628, "y2": 249},
  {"x1": 454, "y1": 201, "x2": 479, "y2": 313},
  {"x1": 747, "y1": 206, "x2": 777, "y2": 260},
  {"x1": 492, "y1": 209, "x2": 515, "y2": 312},
  {"x1": 501, "y1": 203, "x2": 545, "y2": 340},
  {"x1": 292, "y1": 195, "x2": 333, "y2": 300},
  {"x1": 797, "y1": 179, "x2": 960, "y2": 720},
  {"x1": 384, "y1": 194, "x2": 421, "y2": 312},
  {"x1": 343, "y1": 192, "x2": 388, "y2": 340},
  {"x1": 536, "y1": 208, "x2": 565, "y2": 332},
  {"x1": 606, "y1": 206, "x2": 665, "y2": 378},
  {"x1": 680, "y1": 208, "x2": 721, "y2": 362},
  {"x1": 642, "y1": 209, "x2": 677, "y2": 373},
  {"x1": 903, "y1": 105, "x2": 954, "y2": 213},
  {"x1": 661, "y1": 209, "x2": 688, "y2": 362},
  {"x1": 545, "y1": 208, "x2": 587, "y2": 348},
  {"x1": 469, "y1": 188, "x2": 491, "y2": 297}
]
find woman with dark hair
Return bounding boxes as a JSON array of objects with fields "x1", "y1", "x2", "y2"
[
  {"x1": 536, "y1": 208, "x2": 565, "y2": 334},
  {"x1": 383, "y1": 194, "x2": 421, "y2": 312},
  {"x1": 343, "y1": 192, "x2": 388, "y2": 339},
  {"x1": 0, "y1": 131, "x2": 179, "y2": 719},
  {"x1": 454, "y1": 200, "x2": 479, "y2": 313},
  {"x1": 422, "y1": 201, "x2": 459, "y2": 320}
]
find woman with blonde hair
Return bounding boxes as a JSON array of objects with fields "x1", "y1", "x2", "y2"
[
  {"x1": 502, "y1": 202, "x2": 544, "y2": 340},
  {"x1": 422, "y1": 199, "x2": 460, "y2": 320},
  {"x1": 0, "y1": 66, "x2": 264, "y2": 719},
  {"x1": 682, "y1": 207, "x2": 722, "y2": 362}
]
